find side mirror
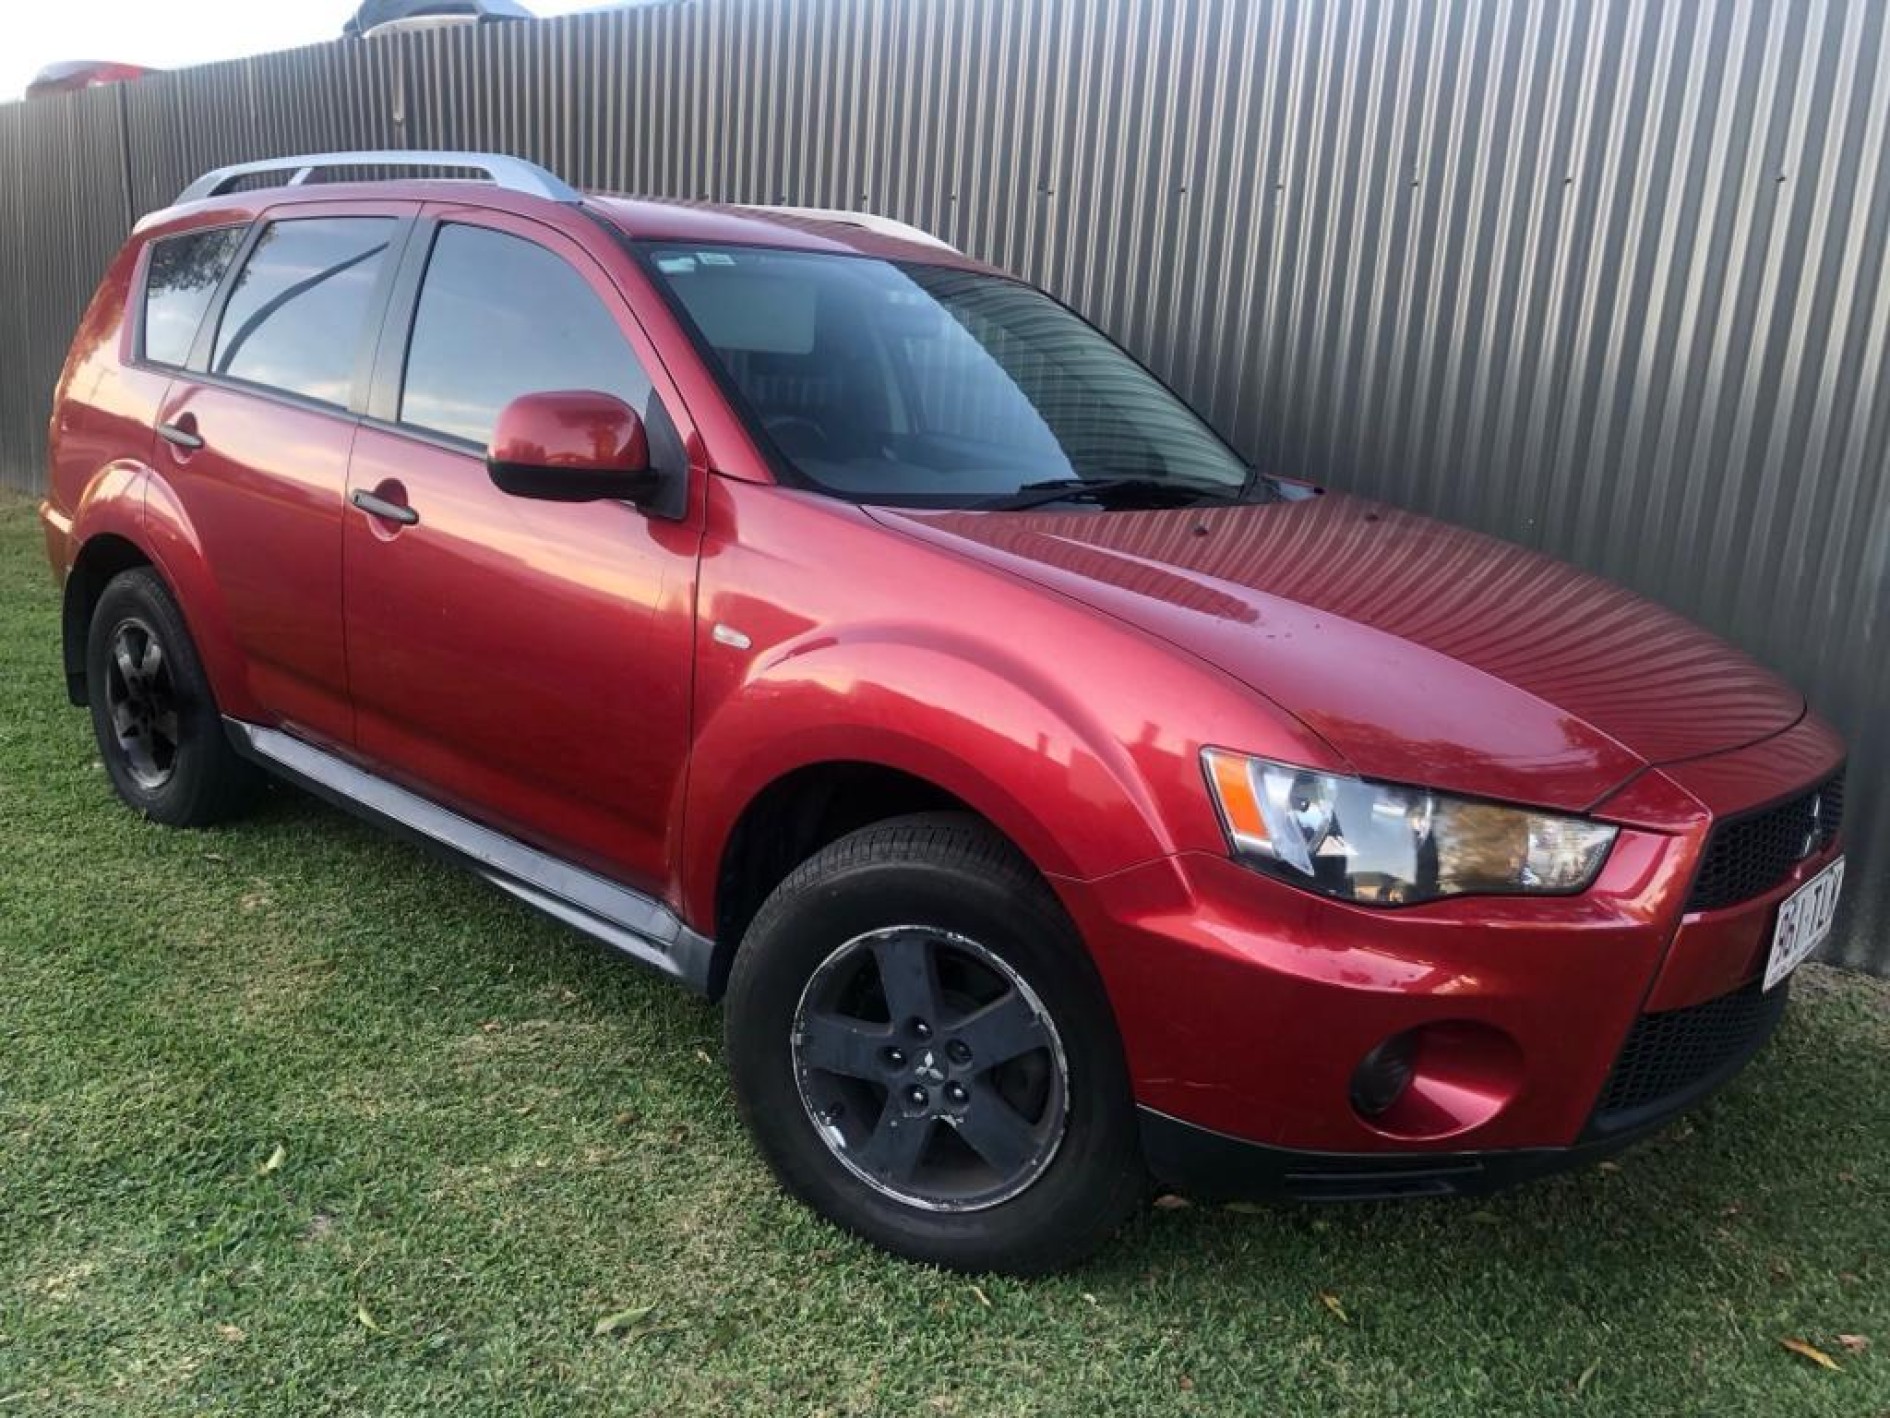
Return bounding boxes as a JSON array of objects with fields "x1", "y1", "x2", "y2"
[{"x1": 486, "y1": 390, "x2": 663, "y2": 504}]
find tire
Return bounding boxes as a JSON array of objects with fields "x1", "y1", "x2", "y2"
[
  {"x1": 85, "y1": 567, "x2": 261, "y2": 827},
  {"x1": 725, "y1": 812, "x2": 1145, "y2": 1274}
]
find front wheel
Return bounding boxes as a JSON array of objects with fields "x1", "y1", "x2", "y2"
[{"x1": 725, "y1": 813, "x2": 1144, "y2": 1273}]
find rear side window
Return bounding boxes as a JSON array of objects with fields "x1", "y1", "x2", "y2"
[
  {"x1": 212, "y1": 217, "x2": 397, "y2": 407},
  {"x1": 141, "y1": 226, "x2": 245, "y2": 367},
  {"x1": 400, "y1": 224, "x2": 654, "y2": 446}
]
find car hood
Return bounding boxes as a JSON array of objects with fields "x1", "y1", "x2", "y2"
[{"x1": 868, "y1": 493, "x2": 1805, "y2": 813}]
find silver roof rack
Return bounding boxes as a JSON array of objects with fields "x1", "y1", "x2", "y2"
[
  {"x1": 743, "y1": 204, "x2": 959, "y2": 253},
  {"x1": 176, "y1": 150, "x2": 580, "y2": 205}
]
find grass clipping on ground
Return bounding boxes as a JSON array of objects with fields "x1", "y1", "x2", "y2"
[{"x1": 0, "y1": 493, "x2": 1885, "y2": 1417}]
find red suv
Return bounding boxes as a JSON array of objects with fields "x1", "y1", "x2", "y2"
[{"x1": 40, "y1": 151, "x2": 1847, "y2": 1273}]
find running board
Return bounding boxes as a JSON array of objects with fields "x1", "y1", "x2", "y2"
[{"x1": 226, "y1": 720, "x2": 714, "y2": 994}]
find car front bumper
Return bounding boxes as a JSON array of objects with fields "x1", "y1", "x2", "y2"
[
  {"x1": 1057, "y1": 714, "x2": 1842, "y2": 1185},
  {"x1": 1137, "y1": 976, "x2": 1790, "y2": 1201}
]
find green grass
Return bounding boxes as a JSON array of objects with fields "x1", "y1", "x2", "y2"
[{"x1": 0, "y1": 490, "x2": 1885, "y2": 1417}]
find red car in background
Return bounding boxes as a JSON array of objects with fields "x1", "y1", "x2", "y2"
[
  {"x1": 38, "y1": 151, "x2": 1846, "y2": 1272},
  {"x1": 25, "y1": 60, "x2": 154, "y2": 100}
]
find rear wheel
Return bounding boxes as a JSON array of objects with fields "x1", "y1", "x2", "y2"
[
  {"x1": 85, "y1": 568, "x2": 260, "y2": 826},
  {"x1": 726, "y1": 813, "x2": 1144, "y2": 1273}
]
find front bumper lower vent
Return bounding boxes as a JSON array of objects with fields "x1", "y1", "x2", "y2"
[{"x1": 1586, "y1": 980, "x2": 1789, "y2": 1138}]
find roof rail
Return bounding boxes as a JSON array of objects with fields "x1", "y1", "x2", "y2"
[
  {"x1": 176, "y1": 150, "x2": 580, "y2": 206},
  {"x1": 743, "y1": 204, "x2": 959, "y2": 253}
]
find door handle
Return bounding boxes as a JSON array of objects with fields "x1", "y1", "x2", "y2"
[
  {"x1": 351, "y1": 489, "x2": 419, "y2": 526},
  {"x1": 156, "y1": 421, "x2": 203, "y2": 451}
]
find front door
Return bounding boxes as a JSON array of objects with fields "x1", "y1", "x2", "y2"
[{"x1": 341, "y1": 208, "x2": 702, "y2": 892}]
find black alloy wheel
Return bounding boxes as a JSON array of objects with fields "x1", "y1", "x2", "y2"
[
  {"x1": 85, "y1": 568, "x2": 261, "y2": 826},
  {"x1": 726, "y1": 813, "x2": 1145, "y2": 1274},
  {"x1": 102, "y1": 616, "x2": 182, "y2": 790},
  {"x1": 792, "y1": 924, "x2": 1070, "y2": 1211}
]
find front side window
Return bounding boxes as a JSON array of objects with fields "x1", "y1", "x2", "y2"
[
  {"x1": 212, "y1": 217, "x2": 396, "y2": 406},
  {"x1": 141, "y1": 225, "x2": 245, "y2": 366},
  {"x1": 400, "y1": 224, "x2": 655, "y2": 447},
  {"x1": 642, "y1": 243, "x2": 1257, "y2": 508}
]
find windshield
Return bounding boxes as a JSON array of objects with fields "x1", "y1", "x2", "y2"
[{"x1": 641, "y1": 243, "x2": 1257, "y2": 508}]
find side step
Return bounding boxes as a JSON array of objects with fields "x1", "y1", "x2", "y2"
[{"x1": 226, "y1": 720, "x2": 714, "y2": 993}]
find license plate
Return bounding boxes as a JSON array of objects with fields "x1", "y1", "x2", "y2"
[{"x1": 1764, "y1": 856, "x2": 1844, "y2": 991}]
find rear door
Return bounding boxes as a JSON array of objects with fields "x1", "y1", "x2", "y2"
[
  {"x1": 151, "y1": 201, "x2": 416, "y2": 747},
  {"x1": 341, "y1": 205, "x2": 704, "y2": 892}
]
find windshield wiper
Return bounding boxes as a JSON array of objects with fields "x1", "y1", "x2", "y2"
[
  {"x1": 970, "y1": 476, "x2": 1243, "y2": 512},
  {"x1": 1236, "y1": 464, "x2": 1290, "y2": 505}
]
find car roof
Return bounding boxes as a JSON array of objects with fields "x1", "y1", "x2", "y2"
[
  {"x1": 137, "y1": 180, "x2": 996, "y2": 274},
  {"x1": 582, "y1": 193, "x2": 996, "y2": 272}
]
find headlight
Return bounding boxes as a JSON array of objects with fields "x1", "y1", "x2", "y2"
[{"x1": 1201, "y1": 749, "x2": 1617, "y2": 906}]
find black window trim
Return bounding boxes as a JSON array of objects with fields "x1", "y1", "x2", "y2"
[
  {"x1": 365, "y1": 213, "x2": 439, "y2": 428},
  {"x1": 169, "y1": 210, "x2": 421, "y2": 418},
  {"x1": 130, "y1": 220, "x2": 252, "y2": 373},
  {"x1": 356, "y1": 411, "x2": 488, "y2": 460}
]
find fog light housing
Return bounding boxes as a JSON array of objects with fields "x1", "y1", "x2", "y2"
[{"x1": 1350, "y1": 1033, "x2": 1418, "y2": 1118}]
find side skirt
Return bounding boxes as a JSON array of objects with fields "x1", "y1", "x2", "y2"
[{"x1": 225, "y1": 719, "x2": 715, "y2": 994}]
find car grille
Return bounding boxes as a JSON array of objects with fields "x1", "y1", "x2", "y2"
[
  {"x1": 1686, "y1": 771, "x2": 1844, "y2": 912},
  {"x1": 1587, "y1": 980, "x2": 1789, "y2": 1136}
]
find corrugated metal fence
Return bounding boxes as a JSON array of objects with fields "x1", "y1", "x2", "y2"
[{"x1": 1, "y1": 0, "x2": 1885, "y2": 969}]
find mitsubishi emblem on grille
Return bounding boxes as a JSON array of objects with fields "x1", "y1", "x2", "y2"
[{"x1": 1801, "y1": 793, "x2": 1824, "y2": 859}]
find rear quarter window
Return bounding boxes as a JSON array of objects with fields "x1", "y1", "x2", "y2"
[{"x1": 140, "y1": 226, "x2": 246, "y2": 367}]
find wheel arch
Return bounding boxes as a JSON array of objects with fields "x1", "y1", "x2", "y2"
[
  {"x1": 680, "y1": 621, "x2": 1226, "y2": 998},
  {"x1": 126, "y1": 465, "x2": 259, "y2": 720},
  {"x1": 62, "y1": 466, "x2": 252, "y2": 721},
  {"x1": 61, "y1": 531, "x2": 157, "y2": 704},
  {"x1": 704, "y1": 759, "x2": 1012, "y2": 998}
]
